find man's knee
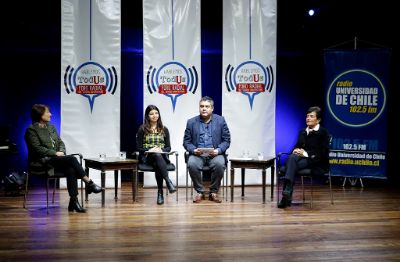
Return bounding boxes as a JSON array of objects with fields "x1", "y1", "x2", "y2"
[
  {"x1": 214, "y1": 162, "x2": 225, "y2": 173},
  {"x1": 211, "y1": 157, "x2": 225, "y2": 176},
  {"x1": 188, "y1": 157, "x2": 201, "y2": 173}
]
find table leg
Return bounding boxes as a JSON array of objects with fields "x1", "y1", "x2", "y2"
[
  {"x1": 230, "y1": 167, "x2": 234, "y2": 202},
  {"x1": 262, "y1": 168, "x2": 266, "y2": 204},
  {"x1": 84, "y1": 166, "x2": 89, "y2": 202},
  {"x1": 114, "y1": 170, "x2": 118, "y2": 200},
  {"x1": 101, "y1": 170, "x2": 105, "y2": 207},
  {"x1": 132, "y1": 168, "x2": 137, "y2": 202},
  {"x1": 271, "y1": 164, "x2": 275, "y2": 200},
  {"x1": 241, "y1": 168, "x2": 245, "y2": 198}
]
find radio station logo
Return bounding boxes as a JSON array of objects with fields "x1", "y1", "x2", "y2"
[
  {"x1": 326, "y1": 69, "x2": 386, "y2": 127},
  {"x1": 225, "y1": 60, "x2": 274, "y2": 109},
  {"x1": 146, "y1": 61, "x2": 198, "y2": 111},
  {"x1": 64, "y1": 61, "x2": 118, "y2": 112}
]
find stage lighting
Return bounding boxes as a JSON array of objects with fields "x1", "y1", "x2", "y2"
[{"x1": 308, "y1": 9, "x2": 315, "y2": 16}]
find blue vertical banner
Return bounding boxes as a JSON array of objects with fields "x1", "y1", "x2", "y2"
[{"x1": 324, "y1": 49, "x2": 390, "y2": 179}]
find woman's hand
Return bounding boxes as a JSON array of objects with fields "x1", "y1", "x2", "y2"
[
  {"x1": 56, "y1": 151, "x2": 65, "y2": 156},
  {"x1": 293, "y1": 148, "x2": 304, "y2": 156}
]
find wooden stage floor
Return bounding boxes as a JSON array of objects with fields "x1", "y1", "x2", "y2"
[{"x1": 1, "y1": 181, "x2": 400, "y2": 261}]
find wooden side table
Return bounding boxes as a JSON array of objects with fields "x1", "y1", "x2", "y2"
[
  {"x1": 84, "y1": 157, "x2": 138, "y2": 207},
  {"x1": 229, "y1": 156, "x2": 276, "y2": 203}
]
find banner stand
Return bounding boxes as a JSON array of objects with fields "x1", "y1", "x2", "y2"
[{"x1": 324, "y1": 37, "x2": 390, "y2": 183}]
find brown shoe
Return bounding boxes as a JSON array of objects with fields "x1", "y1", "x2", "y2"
[
  {"x1": 193, "y1": 193, "x2": 204, "y2": 203},
  {"x1": 209, "y1": 193, "x2": 222, "y2": 203}
]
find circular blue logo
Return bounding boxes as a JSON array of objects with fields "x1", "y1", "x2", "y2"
[{"x1": 327, "y1": 69, "x2": 386, "y2": 127}]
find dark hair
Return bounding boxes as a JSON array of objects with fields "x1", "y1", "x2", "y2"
[
  {"x1": 31, "y1": 104, "x2": 49, "y2": 123},
  {"x1": 143, "y1": 105, "x2": 164, "y2": 135},
  {"x1": 200, "y1": 96, "x2": 214, "y2": 107},
  {"x1": 307, "y1": 106, "x2": 322, "y2": 120}
]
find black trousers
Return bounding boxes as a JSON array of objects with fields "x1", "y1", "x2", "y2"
[
  {"x1": 284, "y1": 154, "x2": 310, "y2": 183},
  {"x1": 145, "y1": 153, "x2": 169, "y2": 190},
  {"x1": 48, "y1": 155, "x2": 86, "y2": 197}
]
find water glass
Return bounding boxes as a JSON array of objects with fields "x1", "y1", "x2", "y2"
[
  {"x1": 119, "y1": 151, "x2": 126, "y2": 159},
  {"x1": 242, "y1": 150, "x2": 250, "y2": 158},
  {"x1": 257, "y1": 152, "x2": 264, "y2": 160},
  {"x1": 99, "y1": 153, "x2": 106, "y2": 160}
]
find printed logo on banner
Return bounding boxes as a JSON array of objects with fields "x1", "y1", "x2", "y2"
[
  {"x1": 63, "y1": 61, "x2": 118, "y2": 112},
  {"x1": 146, "y1": 61, "x2": 198, "y2": 111},
  {"x1": 326, "y1": 69, "x2": 386, "y2": 127},
  {"x1": 225, "y1": 61, "x2": 274, "y2": 109}
]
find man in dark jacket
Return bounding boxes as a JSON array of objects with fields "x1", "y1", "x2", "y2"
[{"x1": 183, "y1": 96, "x2": 231, "y2": 203}]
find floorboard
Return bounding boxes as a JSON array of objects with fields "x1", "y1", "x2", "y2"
[{"x1": 1, "y1": 181, "x2": 400, "y2": 261}]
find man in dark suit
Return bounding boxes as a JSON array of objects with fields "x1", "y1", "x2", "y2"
[
  {"x1": 278, "y1": 106, "x2": 330, "y2": 208},
  {"x1": 183, "y1": 96, "x2": 231, "y2": 203}
]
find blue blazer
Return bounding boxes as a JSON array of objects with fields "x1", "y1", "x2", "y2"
[{"x1": 183, "y1": 114, "x2": 231, "y2": 155}]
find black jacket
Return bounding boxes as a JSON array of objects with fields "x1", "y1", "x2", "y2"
[
  {"x1": 136, "y1": 125, "x2": 171, "y2": 164},
  {"x1": 294, "y1": 126, "x2": 330, "y2": 171}
]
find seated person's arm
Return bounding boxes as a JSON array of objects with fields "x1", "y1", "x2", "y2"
[{"x1": 183, "y1": 122, "x2": 196, "y2": 154}]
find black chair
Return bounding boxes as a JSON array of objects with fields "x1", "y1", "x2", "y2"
[
  {"x1": 184, "y1": 151, "x2": 228, "y2": 201},
  {"x1": 23, "y1": 153, "x2": 84, "y2": 214},
  {"x1": 277, "y1": 137, "x2": 334, "y2": 208},
  {"x1": 133, "y1": 151, "x2": 179, "y2": 202}
]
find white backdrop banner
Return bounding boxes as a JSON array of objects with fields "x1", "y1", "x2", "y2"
[
  {"x1": 143, "y1": 0, "x2": 201, "y2": 186},
  {"x1": 61, "y1": 0, "x2": 121, "y2": 187},
  {"x1": 222, "y1": 0, "x2": 276, "y2": 185}
]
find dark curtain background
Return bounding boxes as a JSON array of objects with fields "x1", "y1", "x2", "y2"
[{"x1": 1, "y1": 0, "x2": 398, "y2": 184}]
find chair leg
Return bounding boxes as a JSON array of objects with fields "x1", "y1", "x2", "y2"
[
  {"x1": 175, "y1": 153, "x2": 179, "y2": 202},
  {"x1": 186, "y1": 168, "x2": 189, "y2": 201},
  {"x1": 222, "y1": 169, "x2": 224, "y2": 199},
  {"x1": 23, "y1": 172, "x2": 29, "y2": 209},
  {"x1": 46, "y1": 178, "x2": 50, "y2": 214},
  {"x1": 225, "y1": 167, "x2": 228, "y2": 201},
  {"x1": 277, "y1": 176, "x2": 280, "y2": 205},
  {"x1": 301, "y1": 176, "x2": 313, "y2": 208},
  {"x1": 328, "y1": 172, "x2": 334, "y2": 205},
  {"x1": 175, "y1": 167, "x2": 179, "y2": 202},
  {"x1": 301, "y1": 176, "x2": 305, "y2": 203},
  {"x1": 80, "y1": 179, "x2": 84, "y2": 208},
  {"x1": 310, "y1": 176, "x2": 313, "y2": 209},
  {"x1": 52, "y1": 178, "x2": 57, "y2": 204}
]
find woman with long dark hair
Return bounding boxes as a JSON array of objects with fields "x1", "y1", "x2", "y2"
[{"x1": 136, "y1": 105, "x2": 176, "y2": 205}]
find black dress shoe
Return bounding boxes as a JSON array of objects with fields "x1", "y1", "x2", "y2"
[
  {"x1": 277, "y1": 196, "x2": 292, "y2": 209},
  {"x1": 157, "y1": 190, "x2": 164, "y2": 205},
  {"x1": 68, "y1": 197, "x2": 86, "y2": 213},
  {"x1": 165, "y1": 178, "x2": 176, "y2": 194},
  {"x1": 87, "y1": 180, "x2": 102, "y2": 194}
]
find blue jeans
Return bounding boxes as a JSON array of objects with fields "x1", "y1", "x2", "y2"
[{"x1": 187, "y1": 155, "x2": 225, "y2": 194}]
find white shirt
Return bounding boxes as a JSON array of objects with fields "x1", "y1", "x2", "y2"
[{"x1": 306, "y1": 124, "x2": 320, "y2": 135}]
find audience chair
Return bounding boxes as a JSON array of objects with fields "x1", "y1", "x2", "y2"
[
  {"x1": 276, "y1": 136, "x2": 334, "y2": 208},
  {"x1": 133, "y1": 151, "x2": 179, "y2": 202},
  {"x1": 184, "y1": 151, "x2": 228, "y2": 201},
  {"x1": 23, "y1": 153, "x2": 84, "y2": 214}
]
